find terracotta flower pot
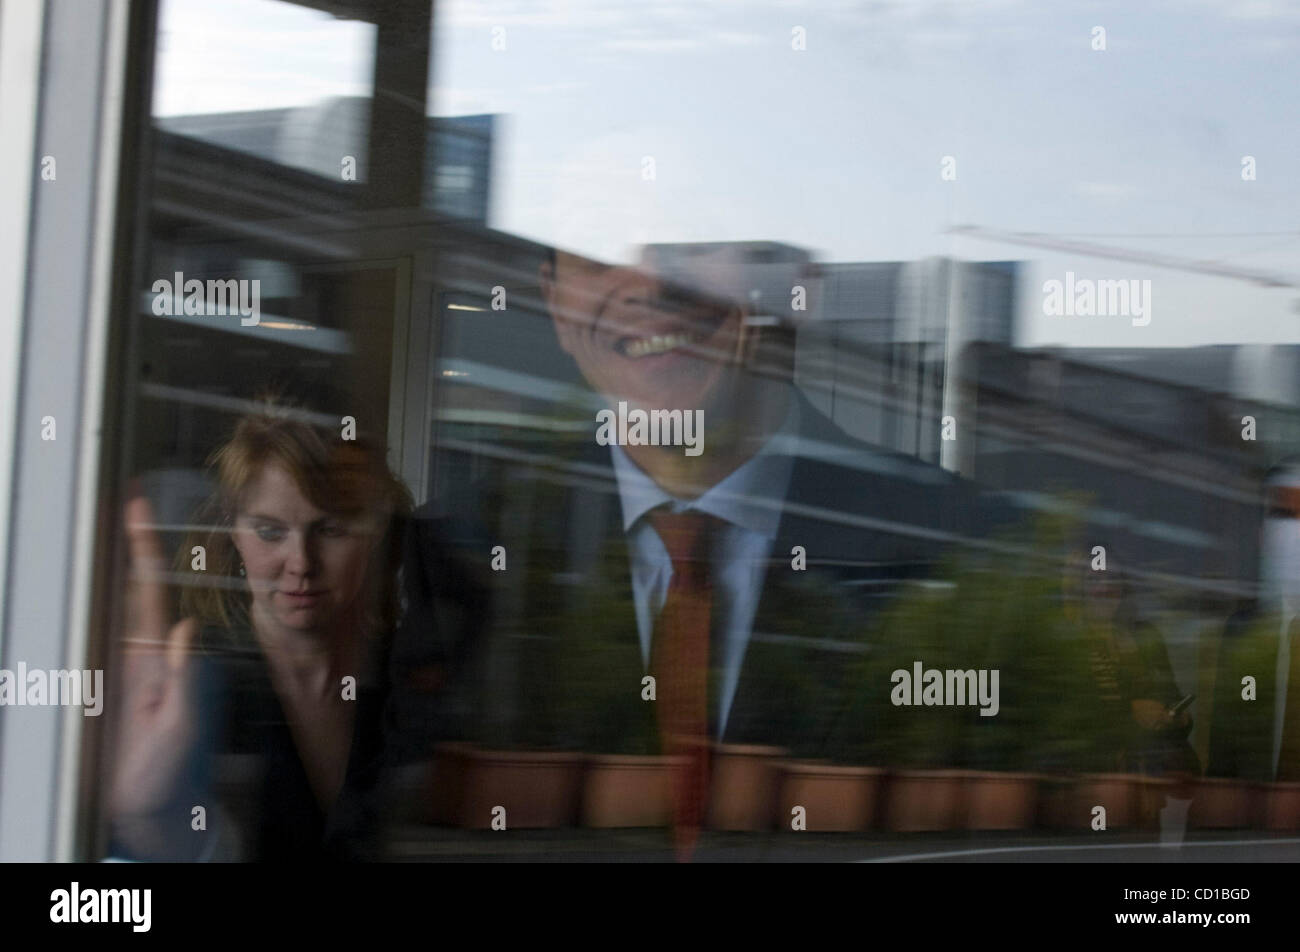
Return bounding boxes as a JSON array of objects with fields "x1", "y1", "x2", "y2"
[
  {"x1": 581, "y1": 754, "x2": 683, "y2": 828},
  {"x1": 430, "y1": 744, "x2": 584, "y2": 830},
  {"x1": 1188, "y1": 778, "x2": 1262, "y2": 830},
  {"x1": 1263, "y1": 782, "x2": 1300, "y2": 832},
  {"x1": 427, "y1": 742, "x2": 473, "y2": 826},
  {"x1": 1038, "y1": 774, "x2": 1141, "y2": 831},
  {"x1": 776, "y1": 763, "x2": 883, "y2": 832},
  {"x1": 1134, "y1": 776, "x2": 1175, "y2": 831},
  {"x1": 882, "y1": 769, "x2": 969, "y2": 832},
  {"x1": 707, "y1": 744, "x2": 787, "y2": 832},
  {"x1": 963, "y1": 772, "x2": 1041, "y2": 831},
  {"x1": 1035, "y1": 777, "x2": 1072, "y2": 830}
]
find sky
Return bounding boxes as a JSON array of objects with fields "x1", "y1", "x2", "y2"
[{"x1": 152, "y1": 0, "x2": 1300, "y2": 349}]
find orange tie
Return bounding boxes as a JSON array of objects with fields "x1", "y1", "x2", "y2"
[{"x1": 648, "y1": 507, "x2": 720, "y2": 861}]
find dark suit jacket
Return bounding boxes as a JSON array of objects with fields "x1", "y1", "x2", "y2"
[{"x1": 395, "y1": 390, "x2": 984, "y2": 761}]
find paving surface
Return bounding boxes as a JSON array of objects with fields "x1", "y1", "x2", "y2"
[{"x1": 384, "y1": 826, "x2": 1300, "y2": 862}]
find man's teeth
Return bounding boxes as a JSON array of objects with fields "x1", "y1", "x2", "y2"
[{"x1": 622, "y1": 333, "x2": 696, "y2": 359}]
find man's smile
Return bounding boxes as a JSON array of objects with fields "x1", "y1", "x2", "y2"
[{"x1": 616, "y1": 331, "x2": 701, "y2": 359}]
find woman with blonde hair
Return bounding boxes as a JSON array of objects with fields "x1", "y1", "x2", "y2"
[{"x1": 109, "y1": 391, "x2": 412, "y2": 861}]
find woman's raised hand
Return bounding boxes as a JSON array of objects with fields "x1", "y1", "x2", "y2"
[{"x1": 109, "y1": 495, "x2": 200, "y2": 822}]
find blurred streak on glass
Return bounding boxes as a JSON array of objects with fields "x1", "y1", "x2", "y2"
[{"x1": 97, "y1": 0, "x2": 1300, "y2": 860}]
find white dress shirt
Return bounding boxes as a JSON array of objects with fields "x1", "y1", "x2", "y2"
[{"x1": 607, "y1": 396, "x2": 800, "y2": 739}]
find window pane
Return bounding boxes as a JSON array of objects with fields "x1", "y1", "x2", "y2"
[{"x1": 90, "y1": 0, "x2": 1300, "y2": 862}]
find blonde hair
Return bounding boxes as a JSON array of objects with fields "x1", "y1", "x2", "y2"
[{"x1": 177, "y1": 394, "x2": 412, "y2": 645}]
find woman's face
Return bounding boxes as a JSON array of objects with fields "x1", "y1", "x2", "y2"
[{"x1": 231, "y1": 463, "x2": 379, "y2": 637}]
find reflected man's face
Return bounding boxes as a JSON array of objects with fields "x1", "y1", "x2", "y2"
[
  {"x1": 542, "y1": 250, "x2": 745, "y2": 414},
  {"x1": 232, "y1": 464, "x2": 377, "y2": 636}
]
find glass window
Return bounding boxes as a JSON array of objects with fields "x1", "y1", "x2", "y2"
[{"x1": 90, "y1": 0, "x2": 1300, "y2": 862}]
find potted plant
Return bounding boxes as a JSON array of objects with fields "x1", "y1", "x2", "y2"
[
  {"x1": 722, "y1": 567, "x2": 888, "y2": 834},
  {"x1": 862, "y1": 506, "x2": 1149, "y2": 834},
  {"x1": 1191, "y1": 610, "x2": 1278, "y2": 830},
  {"x1": 1030, "y1": 597, "x2": 1156, "y2": 830},
  {"x1": 428, "y1": 492, "x2": 594, "y2": 831},
  {"x1": 948, "y1": 555, "x2": 1054, "y2": 831},
  {"x1": 867, "y1": 568, "x2": 973, "y2": 832},
  {"x1": 431, "y1": 619, "x2": 586, "y2": 830},
  {"x1": 866, "y1": 541, "x2": 1058, "y2": 832},
  {"x1": 544, "y1": 539, "x2": 681, "y2": 830},
  {"x1": 712, "y1": 568, "x2": 875, "y2": 832},
  {"x1": 1022, "y1": 578, "x2": 1143, "y2": 833}
]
